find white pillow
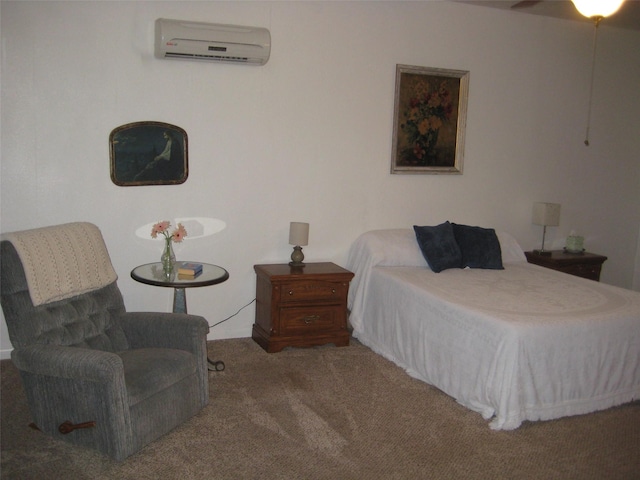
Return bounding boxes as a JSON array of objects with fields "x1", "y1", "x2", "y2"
[
  {"x1": 496, "y1": 231, "x2": 526, "y2": 263},
  {"x1": 353, "y1": 229, "x2": 427, "y2": 267}
]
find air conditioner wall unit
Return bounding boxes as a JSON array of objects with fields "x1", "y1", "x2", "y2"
[{"x1": 155, "y1": 18, "x2": 271, "y2": 65}]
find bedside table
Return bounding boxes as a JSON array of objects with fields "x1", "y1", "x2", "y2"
[
  {"x1": 524, "y1": 250, "x2": 607, "y2": 281},
  {"x1": 252, "y1": 262, "x2": 354, "y2": 353}
]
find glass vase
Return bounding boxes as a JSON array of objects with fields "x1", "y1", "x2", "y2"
[{"x1": 160, "y1": 238, "x2": 176, "y2": 277}]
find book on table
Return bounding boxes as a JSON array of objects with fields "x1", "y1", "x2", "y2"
[
  {"x1": 177, "y1": 262, "x2": 203, "y2": 276},
  {"x1": 178, "y1": 271, "x2": 202, "y2": 280}
]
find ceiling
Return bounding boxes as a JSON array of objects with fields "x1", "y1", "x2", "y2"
[{"x1": 457, "y1": 1, "x2": 640, "y2": 30}]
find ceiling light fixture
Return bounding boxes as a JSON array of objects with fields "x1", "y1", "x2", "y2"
[
  {"x1": 571, "y1": 0, "x2": 625, "y2": 20},
  {"x1": 571, "y1": 0, "x2": 626, "y2": 146}
]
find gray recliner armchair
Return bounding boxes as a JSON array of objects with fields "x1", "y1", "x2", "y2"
[{"x1": 0, "y1": 222, "x2": 210, "y2": 461}]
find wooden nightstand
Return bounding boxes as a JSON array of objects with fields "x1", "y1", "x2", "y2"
[
  {"x1": 252, "y1": 262, "x2": 354, "y2": 353},
  {"x1": 524, "y1": 250, "x2": 607, "y2": 281}
]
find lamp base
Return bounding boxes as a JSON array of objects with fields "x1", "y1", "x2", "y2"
[
  {"x1": 532, "y1": 249, "x2": 552, "y2": 256},
  {"x1": 289, "y1": 245, "x2": 305, "y2": 267}
]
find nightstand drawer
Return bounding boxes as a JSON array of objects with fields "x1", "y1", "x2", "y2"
[
  {"x1": 279, "y1": 305, "x2": 341, "y2": 334},
  {"x1": 558, "y1": 264, "x2": 602, "y2": 281},
  {"x1": 279, "y1": 281, "x2": 346, "y2": 304}
]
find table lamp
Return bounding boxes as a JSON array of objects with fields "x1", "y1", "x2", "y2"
[
  {"x1": 288, "y1": 222, "x2": 309, "y2": 267},
  {"x1": 532, "y1": 202, "x2": 561, "y2": 256}
]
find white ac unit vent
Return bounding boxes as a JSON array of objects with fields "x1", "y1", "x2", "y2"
[{"x1": 155, "y1": 18, "x2": 271, "y2": 65}]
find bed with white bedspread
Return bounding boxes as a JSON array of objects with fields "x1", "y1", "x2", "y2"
[{"x1": 346, "y1": 228, "x2": 640, "y2": 429}]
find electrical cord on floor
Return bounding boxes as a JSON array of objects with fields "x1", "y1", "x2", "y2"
[{"x1": 209, "y1": 298, "x2": 256, "y2": 329}]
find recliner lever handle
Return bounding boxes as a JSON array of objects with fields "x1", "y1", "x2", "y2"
[{"x1": 58, "y1": 420, "x2": 96, "y2": 434}]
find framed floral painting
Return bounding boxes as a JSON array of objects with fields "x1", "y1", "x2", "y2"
[
  {"x1": 391, "y1": 65, "x2": 469, "y2": 175},
  {"x1": 109, "y1": 121, "x2": 188, "y2": 186}
]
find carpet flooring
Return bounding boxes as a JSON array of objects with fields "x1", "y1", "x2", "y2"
[{"x1": 1, "y1": 338, "x2": 639, "y2": 479}]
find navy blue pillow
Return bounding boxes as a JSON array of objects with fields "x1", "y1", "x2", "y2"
[
  {"x1": 452, "y1": 223, "x2": 504, "y2": 270},
  {"x1": 413, "y1": 222, "x2": 462, "y2": 273}
]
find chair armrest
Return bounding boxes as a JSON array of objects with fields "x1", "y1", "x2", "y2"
[
  {"x1": 11, "y1": 344, "x2": 123, "y2": 382},
  {"x1": 118, "y1": 312, "x2": 209, "y2": 352}
]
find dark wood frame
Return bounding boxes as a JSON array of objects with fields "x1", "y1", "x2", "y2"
[
  {"x1": 109, "y1": 121, "x2": 188, "y2": 186},
  {"x1": 391, "y1": 65, "x2": 469, "y2": 175}
]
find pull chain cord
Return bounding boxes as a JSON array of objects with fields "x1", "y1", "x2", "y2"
[{"x1": 584, "y1": 16, "x2": 602, "y2": 146}]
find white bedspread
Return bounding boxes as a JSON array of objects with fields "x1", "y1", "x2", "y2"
[{"x1": 347, "y1": 229, "x2": 640, "y2": 429}]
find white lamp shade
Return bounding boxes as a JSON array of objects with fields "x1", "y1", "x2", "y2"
[
  {"x1": 571, "y1": 0, "x2": 625, "y2": 18},
  {"x1": 289, "y1": 222, "x2": 309, "y2": 246},
  {"x1": 532, "y1": 202, "x2": 561, "y2": 227}
]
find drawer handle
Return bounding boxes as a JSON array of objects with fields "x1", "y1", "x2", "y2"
[
  {"x1": 289, "y1": 291, "x2": 294, "y2": 295},
  {"x1": 304, "y1": 315, "x2": 320, "y2": 324}
]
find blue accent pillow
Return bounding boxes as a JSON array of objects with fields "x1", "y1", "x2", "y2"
[
  {"x1": 413, "y1": 222, "x2": 462, "y2": 273},
  {"x1": 452, "y1": 223, "x2": 504, "y2": 270}
]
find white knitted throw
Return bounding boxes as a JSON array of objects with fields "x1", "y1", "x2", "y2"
[{"x1": 4, "y1": 222, "x2": 118, "y2": 306}]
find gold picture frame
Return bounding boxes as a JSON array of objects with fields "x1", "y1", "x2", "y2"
[{"x1": 391, "y1": 65, "x2": 469, "y2": 175}]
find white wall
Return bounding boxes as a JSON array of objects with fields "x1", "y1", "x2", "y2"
[
  {"x1": 634, "y1": 224, "x2": 640, "y2": 291},
  {"x1": 2, "y1": 1, "x2": 640, "y2": 358}
]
